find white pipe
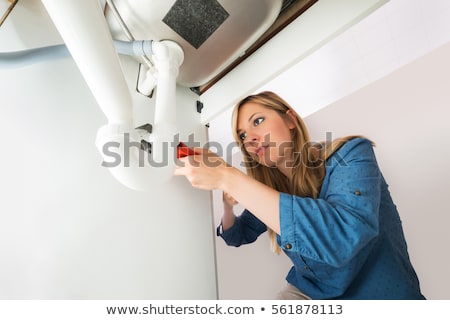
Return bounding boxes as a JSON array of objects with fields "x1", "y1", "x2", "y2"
[
  {"x1": 41, "y1": 0, "x2": 184, "y2": 191},
  {"x1": 41, "y1": 0, "x2": 132, "y2": 125},
  {"x1": 0, "y1": 40, "x2": 153, "y2": 69},
  {"x1": 152, "y1": 41, "x2": 183, "y2": 126},
  {"x1": 114, "y1": 40, "x2": 154, "y2": 57},
  {"x1": 148, "y1": 40, "x2": 184, "y2": 164},
  {"x1": 95, "y1": 122, "x2": 176, "y2": 190},
  {"x1": 137, "y1": 66, "x2": 158, "y2": 96},
  {"x1": 96, "y1": 40, "x2": 183, "y2": 188},
  {"x1": 0, "y1": 45, "x2": 69, "y2": 68}
]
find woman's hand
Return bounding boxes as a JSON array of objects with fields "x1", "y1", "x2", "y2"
[
  {"x1": 175, "y1": 148, "x2": 281, "y2": 234},
  {"x1": 174, "y1": 148, "x2": 232, "y2": 190},
  {"x1": 221, "y1": 191, "x2": 238, "y2": 231}
]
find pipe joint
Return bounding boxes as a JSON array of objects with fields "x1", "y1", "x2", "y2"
[
  {"x1": 152, "y1": 40, "x2": 184, "y2": 74},
  {"x1": 132, "y1": 40, "x2": 153, "y2": 56}
]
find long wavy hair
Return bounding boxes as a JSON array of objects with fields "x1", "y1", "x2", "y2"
[{"x1": 231, "y1": 91, "x2": 364, "y2": 253}]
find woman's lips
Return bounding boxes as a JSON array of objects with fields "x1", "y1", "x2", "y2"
[{"x1": 255, "y1": 146, "x2": 267, "y2": 157}]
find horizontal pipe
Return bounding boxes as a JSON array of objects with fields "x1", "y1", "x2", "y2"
[
  {"x1": 0, "y1": 40, "x2": 154, "y2": 69},
  {"x1": 0, "y1": 44, "x2": 69, "y2": 69},
  {"x1": 114, "y1": 40, "x2": 154, "y2": 56}
]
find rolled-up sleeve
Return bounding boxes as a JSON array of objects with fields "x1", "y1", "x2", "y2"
[{"x1": 218, "y1": 209, "x2": 267, "y2": 247}]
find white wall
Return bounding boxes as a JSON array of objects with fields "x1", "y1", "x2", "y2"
[
  {"x1": 200, "y1": 0, "x2": 388, "y2": 125},
  {"x1": 259, "y1": 0, "x2": 450, "y2": 119},
  {"x1": 0, "y1": 2, "x2": 217, "y2": 299},
  {"x1": 209, "y1": 0, "x2": 450, "y2": 299}
]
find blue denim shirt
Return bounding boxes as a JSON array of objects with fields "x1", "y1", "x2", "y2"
[{"x1": 218, "y1": 138, "x2": 425, "y2": 299}]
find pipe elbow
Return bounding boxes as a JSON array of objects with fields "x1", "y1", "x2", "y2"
[
  {"x1": 95, "y1": 124, "x2": 176, "y2": 191},
  {"x1": 152, "y1": 40, "x2": 184, "y2": 70}
]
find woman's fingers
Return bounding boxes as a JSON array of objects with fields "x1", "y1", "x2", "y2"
[{"x1": 173, "y1": 150, "x2": 228, "y2": 190}]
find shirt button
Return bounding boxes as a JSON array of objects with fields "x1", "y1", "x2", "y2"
[
  {"x1": 354, "y1": 190, "x2": 362, "y2": 196},
  {"x1": 304, "y1": 265, "x2": 308, "y2": 270},
  {"x1": 285, "y1": 243, "x2": 292, "y2": 250}
]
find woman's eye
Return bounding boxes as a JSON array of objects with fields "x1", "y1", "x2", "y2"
[
  {"x1": 254, "y1": 117, "x2": 264, "y2": 126},
  {"x1": 239, "y1": 132, "x2": 247, "y2": 141}
]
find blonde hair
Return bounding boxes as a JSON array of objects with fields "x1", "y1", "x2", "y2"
[{"x1": 231, "y1": 91, "x2": 366, "y2": 254}]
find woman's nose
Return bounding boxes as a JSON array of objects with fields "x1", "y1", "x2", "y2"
[
  {"x1": 245, "y1": 133, "x2": 259, "y2": 144},
  {"x1": 243, "y1": 134, "x2": 260, "y2": 152}
]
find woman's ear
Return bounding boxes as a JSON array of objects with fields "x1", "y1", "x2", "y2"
[{"x1": 285, "y1": 109, "x2": 297, "y2": 129}]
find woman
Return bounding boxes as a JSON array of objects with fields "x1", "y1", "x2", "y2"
[{"x1": 174, "y1": 91, "x2": 425, "y2": 300}]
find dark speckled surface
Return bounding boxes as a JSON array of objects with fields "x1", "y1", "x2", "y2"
[{"x1": 162, "y1": 0, "x2": 229, "y2": 49}]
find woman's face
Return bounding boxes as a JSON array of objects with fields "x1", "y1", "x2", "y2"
[{"x1": 237, "y1": 102, "x2": 295, "y2": 168}]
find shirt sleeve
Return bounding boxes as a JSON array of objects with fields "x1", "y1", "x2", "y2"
[
  {"x1": 279, "y1": 138, "x2": 381, "y2": 267},
  {"x1": 217, "y1": 209, "x2": 267, "y2": 247}
]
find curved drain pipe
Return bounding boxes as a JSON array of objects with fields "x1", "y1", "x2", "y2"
[{"x1": 41, "y1": 0, "x2": 183, "y2": 191}]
